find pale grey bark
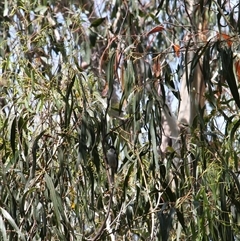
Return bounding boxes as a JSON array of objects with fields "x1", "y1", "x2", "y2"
[
  {"x1": 160, "y1": 106, "x2": 179, "y2": 154},
  {"x1": 177, "y1": 0, "x2": 206, "y2": 128},
  {"x1": 161, "y1": 0, "x2": 206, "y2": 160}
]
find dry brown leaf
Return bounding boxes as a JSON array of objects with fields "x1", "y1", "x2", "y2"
[
  {"x1": 234, "y1": 60, "x2": 240, "y2": 82},
  {"x1": 147, "y1": 25, "x2": 164, "y2": 36},
  {"x1": 101, "y1": 82, "x2": 109, "y2": 97},
  {"x1": 172, "y1": 44, "x2": 180, "y2": 57},
  {"x1": 217, "y1": 32, "x2": 232, "y2": 47},
  {"x1": 152, "y1": 56, "x2": 162, "y2": 78}
]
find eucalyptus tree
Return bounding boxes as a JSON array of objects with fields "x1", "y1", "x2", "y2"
[{"x1": 0, "y1": 0, "x2": 240, "y2": 240}]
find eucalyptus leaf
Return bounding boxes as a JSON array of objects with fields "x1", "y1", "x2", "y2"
[
  {"x1": 44, "y1": 173, "x2": 61, "y2": 228},
  {"x1": 0, "y1": 215, "x2": 7, "y2": 241},
  {"x1": 0, "y1": 208, "x2": 26, "y2": 241},
  {"x1": 1, "y1": 0, "x2": 240, "y2": 240},
  {"x1": 90, "y1": 18, "x2": 106, "y2": 27}
]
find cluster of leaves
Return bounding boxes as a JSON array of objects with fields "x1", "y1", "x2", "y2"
[{"x1": 0, "y1": 0, "x2": 240, "y2": 240}]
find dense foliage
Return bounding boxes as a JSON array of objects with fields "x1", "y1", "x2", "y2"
[{"x1": 0, "y1": 0, "x2": 240, "y2": 240}]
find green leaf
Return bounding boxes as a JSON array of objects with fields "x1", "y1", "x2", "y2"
[
  {"x1": 20, "y1": 188, "x2": 37, "y2": 216},
  {"x1": 30, "y1": 130, "x2": 46, "y2": 180},
  {"x1": 44, "y1": 173, "x2": 61, "y2": 227},
  {"x1": 90, "y1": 17, "x2": 106, "y2": 27},
  {"x1": 34, "y1": 5, "x2": 48, "y2": 15},
  {"x1": 92, "y1": 145, "x2": 100, "y2": 172},
  {"x1": 0, "y1": 208, "x2": 26, "y2": 241},
  {"x1": 150, "y1": 112, "x2": 159, "y2": 171},
  {"x1": 230, "y1": 119, "x2": 240, "y2": 143},
  {"x1": 106, "y1": 52, "x2": 116, "y2": 94},
  {"x1": 221, "y1": 49, "x2": 240, "y2": 109},
  {"x1": 89, "y1": 31, "x2": 97, "y2": 47},
  {"x1": 0, "y1": 214, "x2": 7, "y2": 241},
  {"x1": 10, "y1": 117, "x2": 16, "y2": 155},
  {"x1": 64, "y1": 75, "x2": 75, "y2": 129}
]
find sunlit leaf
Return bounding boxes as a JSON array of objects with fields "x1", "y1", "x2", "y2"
[
  {"x1": 34, "y1": 5, "x2": 48, "y2": 15},
  {"x1": 0, "y1": 208, "x2": 26, "y2": 241},
  {"x1": 0, "y1": 215, "x2": 7, "y2": 241}
]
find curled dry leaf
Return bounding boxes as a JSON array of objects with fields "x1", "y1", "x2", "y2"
[
  {"x1": 217, "y1": 32, "x2": 232, "y2": 47},
  {"x1": 147, "y1": 25, "x2": 164, "y2": 36},
  {"x1": 234, "y1": 60, "x2": 240, "y2": 82},
  {"x1": 172, "y1": 44, "x2": 180, "y2": 57}
]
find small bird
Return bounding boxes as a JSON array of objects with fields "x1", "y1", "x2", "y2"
[{"x1": 106, "y1": 146, "x2": 118, "y2": 182}]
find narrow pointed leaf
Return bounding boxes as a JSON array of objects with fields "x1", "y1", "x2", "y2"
[
  {"x1": 0, "y1": 208, "x2": 26, "y2": 241},
  {"x1": 90, "y1": 17, "x2": 106, "y2": 27}
]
